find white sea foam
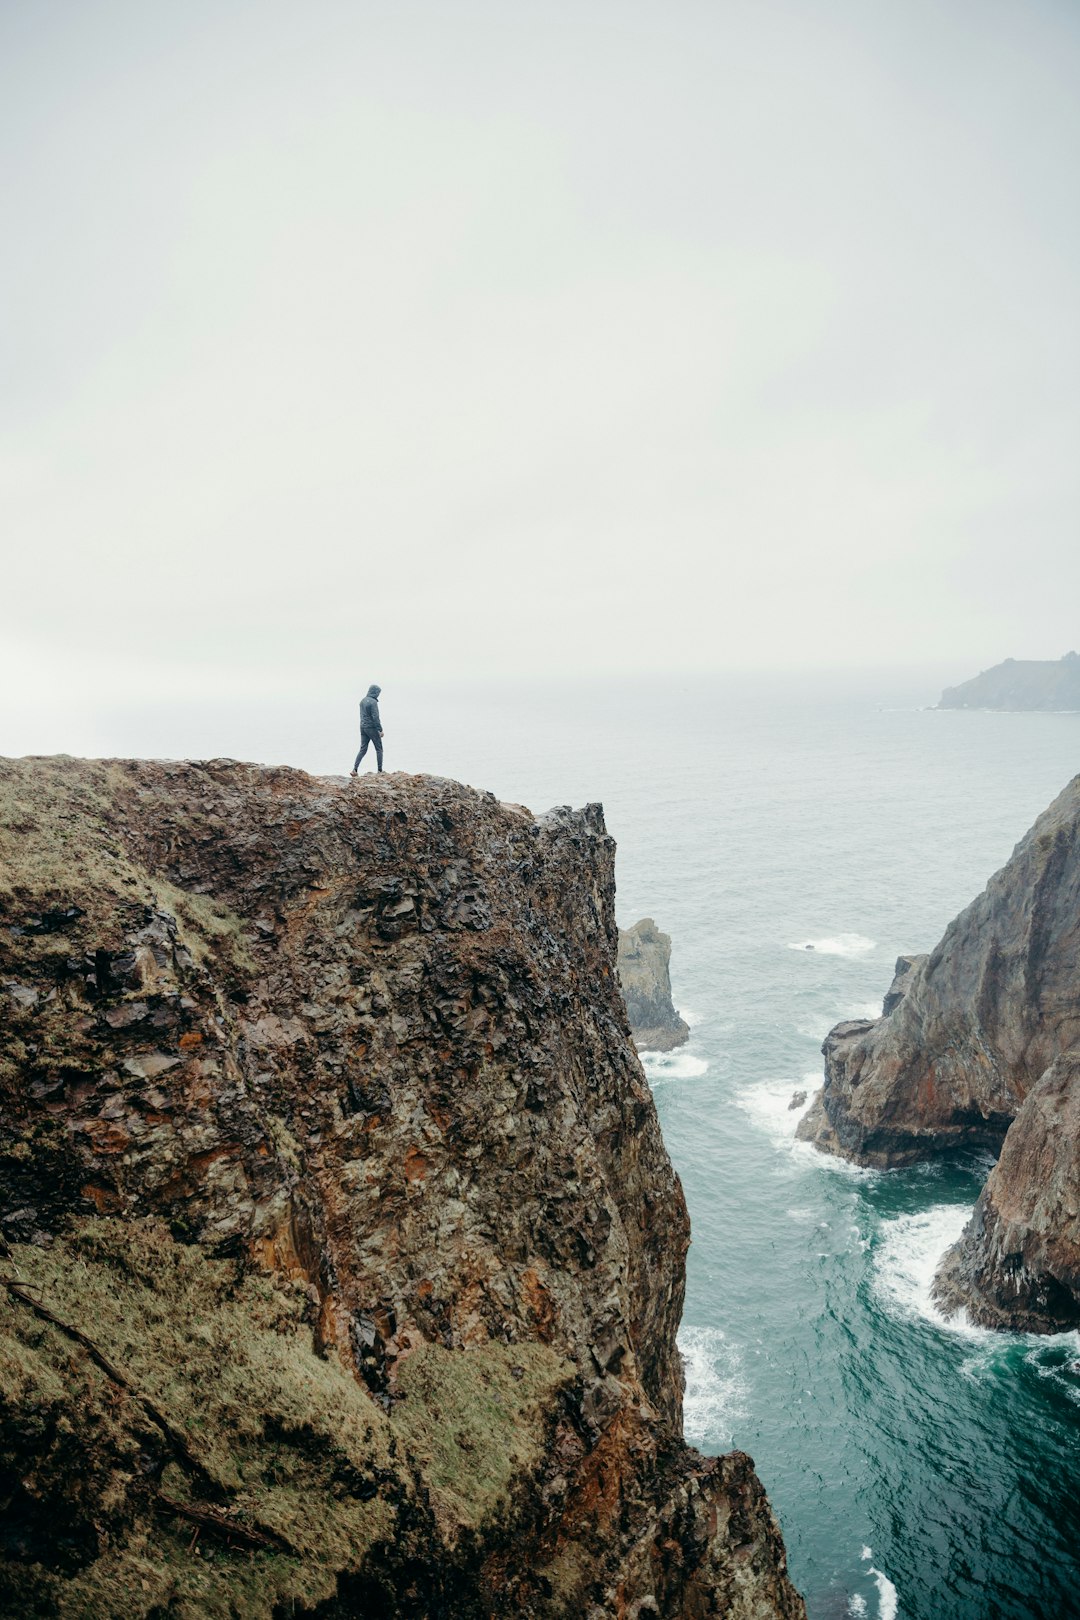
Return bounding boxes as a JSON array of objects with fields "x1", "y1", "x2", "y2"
[
  {"x1": 1022, "y1": 1334, "x2": 1080, "y2": 1403},
  {"x1": 875, "y1": 1207, "x2": 1080, "y2": 1375},
  {"x1": 787, "y1": 933, "x2": 877, "y2": 957},
  {"x1": 677, "y1": 1325, "x2": 747, "y2": 1448},
  {"x1": 872, "y1": 1204, "x2": 991, "y2": 1339},
  {"x1": 857, "y1": 1547, "x2": 899, "y2": 1620},
  {"x1": 791, "y1": 1141, "x2": 879, "y2": 1181},
  {"x1": 640, "y1": 1050, "x2": 710, "y2": 1083},
  {"x1": 733, "y1": 1075, "x2": 817, "y2": 1150},
  {"x1": 868, "y1": 1567, "x2": 899, "y2": 1620}
]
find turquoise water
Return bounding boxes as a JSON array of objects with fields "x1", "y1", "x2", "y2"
[
  {"x1": 420, "y1": 674, "x2": 1080, "y2": 1620},
  {"x1": 89, "y1": 671, "x2": 1080, "y2": 1618}
]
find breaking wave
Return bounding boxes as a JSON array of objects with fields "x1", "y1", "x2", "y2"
[
  {"x1": 640, "y1": 1050, "x2": 710, "y2": 1083},
  {"x1": 734, "y1": 1074, "x2": 817, "y2": 1150},
  {"x1": 872, "y1": 1205, "x2": 986, "y2": 1338},
  {"x1": 677, "y1": 1325, "x2": 747, "y2": 1449}
]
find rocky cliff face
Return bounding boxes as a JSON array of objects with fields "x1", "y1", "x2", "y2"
[
  {"x1": 799, "y1": 775, "x2": 1080, "y2": 1331},
  {"x1": 938, "y1": 652, "x2": 1080, "y2": 711},
  {"x1": 617, "y1": 920, "x2": 689, "y2": 1053},
  {"x1": 798, "y1": 778, "x2": 1080, "y2": 1169},
  {"x1": 933, "y1": 1052, "x2": 1080, "y2": 1331},
  {"x1": 0, "y1": 757, "x2": 803, "y2": 1618}
]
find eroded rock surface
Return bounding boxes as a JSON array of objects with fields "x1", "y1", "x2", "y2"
[
  {"x1": 933, "y1": 1052, "x2": 1080, "y2": 1331},
  {"x1": 617, "y1": 919, "x2": 690, "y2": 1053},
  {"x1": 0, "y1": 757, "x2": 804, "y2": 1618},
  {"x1": 799, "y1": 775, "x2": 1080, "y2": 1332},
  {"x1": 798, "y1": 778, "x2": 1080, "y2": 1169}
]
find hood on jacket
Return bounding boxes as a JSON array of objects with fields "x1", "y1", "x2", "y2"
[{"x1": 366, "y1": 684, "x2": 381, "y2": 698}]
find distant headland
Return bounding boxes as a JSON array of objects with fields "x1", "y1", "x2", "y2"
[{"x1": 938, "y1": 652, "x2": 1080, "y2": 712}]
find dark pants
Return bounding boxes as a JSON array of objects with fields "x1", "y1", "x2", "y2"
[{"x1": 353, "y1": 731, "x2": 383, "y2": 772}]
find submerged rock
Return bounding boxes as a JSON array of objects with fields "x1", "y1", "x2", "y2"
[
  {"x1": 617, "y1": 918, "x2": 690, "y2": 1052},
  {"x1": 0, "y1": 757, "x2": 804, "y2": 1618},
  {"x1": 798, "y1": 773, "x2": 1080, "y2": 1332}
]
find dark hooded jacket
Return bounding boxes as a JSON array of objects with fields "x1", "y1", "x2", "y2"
[{"x1": 359, "y1": 685, "x2": 382, "y2": 735}]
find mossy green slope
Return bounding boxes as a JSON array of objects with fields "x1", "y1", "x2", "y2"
[{"x1": 0, "y1": 1219, "x2": 570, "y2": 1618}]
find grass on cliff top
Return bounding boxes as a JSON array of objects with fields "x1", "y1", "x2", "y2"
[
  {"x1": 1, "y1": 1219, "x2": 397, "y2": 1616},
  {"x1": 393, "y1": 1337, "x2": 572, "y2": 1536},
  {"x1": 1, "y1": 1219, "x2": 573, "y2": 1617},
  {"x1": 0, "y1": 758, "x2": 255, "y2": 973}
]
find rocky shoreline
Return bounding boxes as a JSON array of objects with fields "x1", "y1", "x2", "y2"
[
  {"x1": 799, "y1": 774, "x2": 1080, "y2": 1332},
  {"x1": 0, "y1": 757, "x2": 803, "y2": 1618}
]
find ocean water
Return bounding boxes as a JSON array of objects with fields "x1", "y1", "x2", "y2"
[{"x1": 69, "y1": 670, "x2": 1080, "y2": 1619}]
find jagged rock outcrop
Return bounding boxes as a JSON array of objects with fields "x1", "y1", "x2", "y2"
[
  {"x1": 799, "y1": 774, "x2": 1080, "y2": 1331},
  {"x1": 0, "y1": 757, "x2": 804, "y2": 1618},
  {"x1": 933, "y1": 1052, "x2": 1080, "y2": 1331},
  {"x1": 617, "y1": 920, "x2": 690, "y2": 1053},
  {"x1": 798, "y1": 776, "x2": 1080, "y2": 1169},
  {"x1": 938, "y1": 652, "x2": 1080, "y2": 711}
]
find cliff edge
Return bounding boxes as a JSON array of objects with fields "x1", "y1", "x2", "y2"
[
  {"x1": 0, "y1": 758, "x2": 804, "y2": 1618},
  {"x1": 798, "y1": 775, "x2": 1080, "y2": 1331}
]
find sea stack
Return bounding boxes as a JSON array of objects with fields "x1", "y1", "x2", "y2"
[
  {"x1": 0, "y1": 758, "x2": 803, "y2": 1618},
  {"x1": 617, "y1": 917, "x2": 691, "y2": 1052},
  {"x1": 798, "y1": 773, "x2": 1080, "y2": 1332}
]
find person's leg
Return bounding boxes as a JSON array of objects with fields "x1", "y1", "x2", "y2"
[
  {"x1": 353, "y1": 734, "x2": 372, "y2": 772},
  {"x1": 373, "y1": 734, "x2": 384, "y2": 772}
]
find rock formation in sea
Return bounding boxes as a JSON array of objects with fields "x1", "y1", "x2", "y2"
[
  {"x1": 0, "y1": 758, "x2": 804, "y2": 1618},
  {"x1": 798, "y1": 774, "x2": 1080, "y2": 1331},
  {"x1": 933, "y1": 1051, "x2": 1080, "y2": 1332},
  {"x1": 617, "y1": 918, "x2": 690, "y2": 1052},
  {"x1": 938, "y1": 651, "x2": 1080, "y2": 711}
]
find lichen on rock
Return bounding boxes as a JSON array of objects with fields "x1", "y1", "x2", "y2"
[{"x1": 0, "y1": 757, "x2": 803, "y2": 1617}]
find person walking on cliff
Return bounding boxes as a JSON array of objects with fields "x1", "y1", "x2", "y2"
[{"x1": 350, "y1": 684, "x2": 384, "y2": 775}]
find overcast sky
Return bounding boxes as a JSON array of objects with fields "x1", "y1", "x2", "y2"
[{"x1": 3, "y1": 0, "x2": 1079, "y2": 718}]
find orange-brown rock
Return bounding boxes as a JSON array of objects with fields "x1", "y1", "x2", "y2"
[{"x1": 0, "y1": 757, "x2": 804, "y2": 1618}]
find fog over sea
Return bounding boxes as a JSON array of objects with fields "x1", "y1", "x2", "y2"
[{"x1": 38, "y1": 670, "x2": 1080, "y2": 1620}]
